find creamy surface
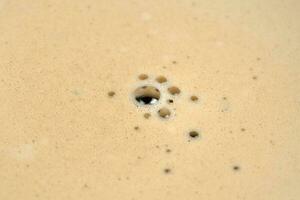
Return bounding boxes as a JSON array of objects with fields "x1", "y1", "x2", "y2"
[{"x1": 0, "y1": 0, "x2": 299, "y2": 199}]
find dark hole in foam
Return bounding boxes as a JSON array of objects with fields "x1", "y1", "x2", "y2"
[
  {"x1": 189, "y1": 131, "x2": 200, "y2": 139},
  {"x1": 134, "y1": 86, "x2": 161, "y2": 105},
  {"x1": 167, "y1": 99, "x2": 174, "y2": 104},
  {"x1": 136, "y1": 96, "x2": 155, "y2": 104}
]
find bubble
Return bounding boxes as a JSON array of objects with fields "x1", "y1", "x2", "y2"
[
  {"x1": 188, "y1": 131, "x2": 200, "y2": 139},
  {"x1": 168, "y1": 86, "x2": 180, "y2": 95},
  {"x1": 155, "y1": 76, "x2": 167, "y2": 83},
  {"x1": 134, "y1": 86, "x2": 160, "y2": 105},
  {"x1": 190, "y1": 95, "x2": 198, "y2": 102},
  {"x1": 158, "y1": 107, "x2": 171, "y2": 119},
  {"x1": 108, "y1": 91, "x2": 115, "y2": 97},
  {"x1": 138, "y1": 74, "x2": 149, "y2": 80}
]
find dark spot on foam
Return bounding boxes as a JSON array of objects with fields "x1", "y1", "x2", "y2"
[
  {"x1": 164, "y1": 168, "x2": 171, "y2": 174},
  {"x1": 134, "y1": 126, "x2": 139, "y2": 130},
  {"x1": 138, "y1": 74, "x2": 148, "y2": 80},
  {"x1": 168, "y1": 86, "x2": 180, "y2": 95},
  {"x1": 166, "y1": 149, "x2": 172, "y2": 153},
  {"x1": 108, "y1": 91, "x2": 115, "y2": 97},
  {"x1": 156, "y1": 76, "x2": 167, "y2": 83},
  {"x1": 172, "y1": 61, "x2": 177, "y2": 64},
  {"x1": 167, "y1": 99, "x2": 174, "y2": 104},
  {"x1": 233, "y1": 165, "x2": 240, "y2": 171},
  {"x1": 252, "y1": 76, "x2": 258, "y2": 80},
  {"x1": 241, "y1": 128, "x2": 246, "y2": 132},
  {"x1": 144, "y1": 113, "x2": 151, "y2": 119},
  {"x1": 158, "y1": 107, "x2": 171, "y2": 118},
  {"x1": 189, "y1": 131, "x2": 199, "y2": 138},
  {"x1": 190, "y1": 95, "x2": 199, "y2": 102}
]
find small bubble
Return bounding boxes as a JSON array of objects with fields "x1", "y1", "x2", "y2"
[
  {"x1": 164, "y1": 168, "x2": 171, "y2": 174},
  {"x1": 190, "y1": 95, "x2": 198, "y2": 102},
  {"x1": 166, "y1": 149, "x2": 172, "y2": 153},
  {"x1": 172, "y1": 61, "x2": 177, "y2": 64},
  {"x1": 167, "y1": 99, "x2": 174, "y2": 104},
  {"x1": 134, "y1": 126, "x2": 139, "y2": 130},
  {"x1": 252, "y1": 76, "x2": 258, "y2": 80},
  {"x1": 144, "y1": 113, "x2": 151, "y2": 119},
  {"x1": 233, "y1": 165, "x2": 240, "y2": 171},
  {"x1": 189, "y1": 131, "x2": 200, "y2": 139},
  {"x1": 168, "y1": 86, "x2": 181, "y2": 95},
  {"x1": 108, "y1": 91, "x2": 115, "y2": 97},
  {"x1": 241, "y1": 128, "x2": 246, "y2": 132},
  {"x1": 158, "y1": 107, "x2": 171, "y2": 119},
  {"x1": 155, "y1": 76, "x2": 167, "y2": 83},
  {"x1": 138, "y1": 74, "x2": 148, "y2": 80}
]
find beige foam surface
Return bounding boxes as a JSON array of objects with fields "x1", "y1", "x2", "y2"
[{"x1": 0, "y1": 0, "x2": 299, "y2": 199}]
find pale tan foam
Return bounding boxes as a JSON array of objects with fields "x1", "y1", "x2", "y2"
[{"x1": 0, "y1": 0, "x2": 299, "y2": 200}]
